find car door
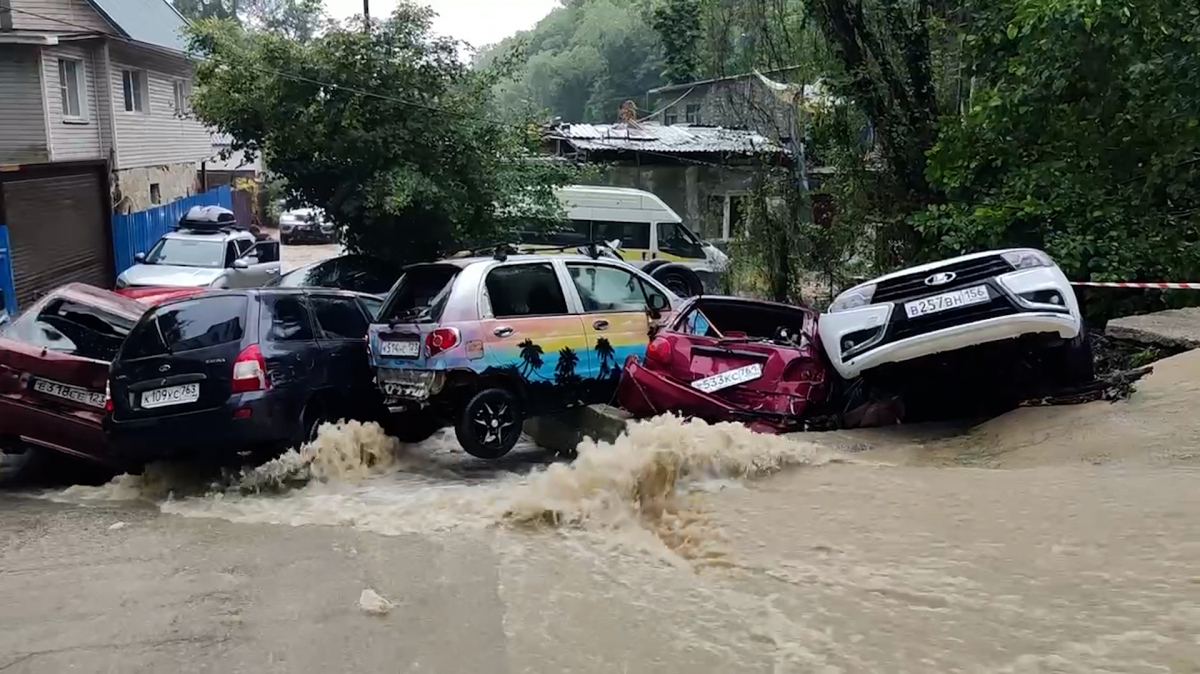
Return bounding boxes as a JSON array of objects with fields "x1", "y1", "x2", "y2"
[
  {"x1": 257, "y1": 292, "x2": 323, "y2": 426},
  {"x1": 227, "y1": 238, "x2": 278, "y2": 288},
  {"x1": 563, "y1": 261, "x2": 667, "y2": 400},
  {"x1": 0, "y1": 291, "x2": 140, "y2": 460},
  {"x1": 109, "y1": 294, "x2": 251, "y2": 422},
  {"x1": 479, "y1": 261, "x2": 590, "y2": 414},
  {"x1": 308, "y1": 292, "x2": 380, "y2": 417}
]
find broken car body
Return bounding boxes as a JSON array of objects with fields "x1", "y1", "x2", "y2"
[{"x1": 617, "y1": 296, "x2": 830, "y2": 433}]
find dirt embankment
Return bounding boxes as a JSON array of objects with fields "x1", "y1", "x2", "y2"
[{"x1": 805, "y1": 349, "x2": 1200, "y2": 469}]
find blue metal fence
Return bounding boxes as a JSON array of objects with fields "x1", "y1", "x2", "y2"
[
  {"x1": 111, "y1": 185, "x2": 233, "y2": 275},
  {"x1": 0, "y1": 225, "x2": 14, "y2": 318}
]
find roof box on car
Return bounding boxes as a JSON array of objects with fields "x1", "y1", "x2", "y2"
[{"x1": 176, "y1": 205, "x2": 242, "y2": 232}]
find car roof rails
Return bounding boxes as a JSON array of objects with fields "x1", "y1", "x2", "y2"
[{"x1": 174, "y1": 205, "x2": 245, "y2": 234}]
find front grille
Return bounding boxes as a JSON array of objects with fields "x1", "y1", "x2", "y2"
[
  {"x1": 885, "y1": 292, "x2": 1019, "y2": 343},
  {"x1": 874, "y1": 255, "x2": 1012, "y2": 304}
]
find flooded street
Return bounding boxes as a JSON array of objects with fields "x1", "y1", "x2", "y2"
[{"x1": 2, "y1": 243, "x2": 1198, "y2": 673}]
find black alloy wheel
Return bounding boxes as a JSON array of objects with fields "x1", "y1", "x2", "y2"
[{"x1": 455, "y1": 388, "x2": 522, "y2": 459}]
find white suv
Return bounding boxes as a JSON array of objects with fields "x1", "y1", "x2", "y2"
[{"x1": 818, "y1": 248, "x2": 1088, "y2": 382}]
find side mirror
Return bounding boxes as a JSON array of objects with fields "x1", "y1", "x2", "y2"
[
  {"x1": 646, "y1": 292, "x2": 669, "y2": 318},
  {"x1": 134, "y1": 252, "x2": 146, "y2": 263},
  {"x1": 232, "y1": 258, "x2": 250, "y2": 270}
]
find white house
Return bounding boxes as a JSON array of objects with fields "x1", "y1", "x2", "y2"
[{"x1": 0, "y1": 0, "x2": 211, "y2": 306}]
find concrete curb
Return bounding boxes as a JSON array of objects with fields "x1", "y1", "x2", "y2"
[{"x1": 523, "y1": 404, "x2": 632, "y2": 455}]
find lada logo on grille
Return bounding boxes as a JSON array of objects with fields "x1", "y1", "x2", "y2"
[{"x1": 924, "y1": 271, "x2": 957, "y2": 286}]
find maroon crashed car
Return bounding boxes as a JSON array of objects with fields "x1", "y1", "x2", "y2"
[
  {"x1": 617, "y1": 295, "x2": 831, "y2": 433},
  {"x1": 0, "y1": 284, "x2": 185, "y2": 482}
]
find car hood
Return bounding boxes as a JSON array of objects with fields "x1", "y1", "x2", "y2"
[{"x1": 118, "y1": 264, "x2": 225, "y2": 288}]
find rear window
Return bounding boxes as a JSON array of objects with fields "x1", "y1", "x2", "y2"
[
  {"x1": 379, "y1": 265, "x2": 459, "y2": 323},
  {"x1": 122, "y1": 296, "x2": 248, "y2": 359},
  {"x1": 1, "y1": 295, "x2": 136, "y2": 362}
]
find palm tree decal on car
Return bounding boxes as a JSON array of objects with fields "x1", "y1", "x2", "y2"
[
  {"x1": 518, "y1": 338, "x2": 544, "y2": 377},
  {"x1": 555, "y1": 346, "x2": 580, "y2": 385},
  {"x1": 595, "y1": 337, "x2": 615, "y2": 379}
]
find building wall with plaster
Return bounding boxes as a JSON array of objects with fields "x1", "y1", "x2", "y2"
[{"x1": 112, "y1": 162, "x2": 199, "y2": 214}]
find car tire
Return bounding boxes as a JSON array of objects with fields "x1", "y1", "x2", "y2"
[
  {"x1": 0, "y1": 442, "x2": 52, "y2": 486},
  {"x1": 455, "y1": 388, "x2": 523, "y2": 460},
  {"x1": 385, "y1": 412, "x2": 443, "y2": 444},
  {"x1": 1048, "y1": 329, "x2": 1095, "y2": 387},
  {"x1": 652, "y1": 265, "x2": 703, "y2": 297},
  {"x1": 292, "y1": 400, "x2": 329, "y2": 450}
]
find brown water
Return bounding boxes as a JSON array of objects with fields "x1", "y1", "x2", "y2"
[{"x1": 40, "y1": 352, "x2": 1200, "y2": 672}]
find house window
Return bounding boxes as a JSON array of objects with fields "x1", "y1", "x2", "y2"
[
  {"x1": 58, "y1": 58, "x2": 86, "y2": 121},
  {"x1": 122, "y1": 69, "x2": 146, "y2": 112},
  {"x1": 172, "y1": 79, "x2": 190, "y2": 114},
  {"x1": 150, "y1": 183, "x2": 162, "y2": 205},
  {"x1": 663, "y1": 108, "x2": 678, "y2": 125},
  {"x1": 685, "y1": 104, "x2": 702, "y2": 124}
]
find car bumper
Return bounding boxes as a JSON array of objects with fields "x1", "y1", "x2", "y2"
[
  {"x1": 616, "y1": 357, "x2": 806, "y2": 434},
  {"x1": 281, "y1": 227, "x2": 334, "y2": 242},
  {"x1": 375, "y1": 368, "x2": 447, "y2": 409},
  {"x1": 819, "y1": 267, "x2": 1083, "y2": 379},
  {"x1": 104, "y1": 392, "x2": 294, "y2": 465}
]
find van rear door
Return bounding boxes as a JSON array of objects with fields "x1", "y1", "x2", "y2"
[{"x1": 110, "y1": 295, "x2": 251, "y2": 421}]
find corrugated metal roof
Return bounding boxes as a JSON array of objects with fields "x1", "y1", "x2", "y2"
[
  {"x1": 88, "y1": 0, "x2": 189, "y2": 52},
  {"x1": 548, "y1": 123, "x2": 787, "y2": 156}
]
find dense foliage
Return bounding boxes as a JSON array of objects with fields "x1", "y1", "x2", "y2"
[
  {"x1": 187, "y1": 6, "x2": 574, "y2": 266},
  {"x1": 477, "y1": 0, "x2": 665, "y2": 122},
  {"x1": 918, "y1": 0, "x2": 1200, "y2": 316}
]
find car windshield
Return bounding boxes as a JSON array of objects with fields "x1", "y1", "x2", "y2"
[
  {"x1": 1, "y1": 294, "x2": 137, "y2": 362},
  {"x1": 144, "y1": 238, "x2": 225, "y2": 269}
]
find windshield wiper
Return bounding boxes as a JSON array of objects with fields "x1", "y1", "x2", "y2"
[{"x1": 152, "y1": 318, "x2": 173, "y2": 355}]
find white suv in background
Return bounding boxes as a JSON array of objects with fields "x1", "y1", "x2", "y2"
[{"x1": 819, "y1": 248, "x2": 1089, "y2": 383}]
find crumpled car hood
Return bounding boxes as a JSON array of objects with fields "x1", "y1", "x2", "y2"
[{"x1": 118, "y1": 264, "x2": 225, "y2": 288}]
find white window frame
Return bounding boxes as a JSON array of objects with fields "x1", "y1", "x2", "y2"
[
  {"x1": 172, "y1": 79, "x2": 191, "y2": 115},
  {"x1": 121, "y1": 69, "x2": 148, "y2": 113},
  {"x1": 58, "y1": 58, "x2": 87, "y2": 123}
]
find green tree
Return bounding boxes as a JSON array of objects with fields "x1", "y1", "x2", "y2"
[
  {"x1": 650, "y1": 0, "x2": 701, "y2": 83},
  {"x1": 476, "y1": 0, "x2": 666, "y2": 122},
  {"x1": 187, "y1": 5, "x2": 575, "y2": 266},
  {"x1": 917, "y1": 0, "x2": 1200, "y2": 318}
]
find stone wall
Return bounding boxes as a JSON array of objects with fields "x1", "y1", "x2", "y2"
[{"x1": 112, "y1": 162, "x2": 199, "y2": 214}]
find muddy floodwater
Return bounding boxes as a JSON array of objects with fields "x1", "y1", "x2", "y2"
[{"x1": 10, "y1": 351, "x2": 1194, "y2": 673}]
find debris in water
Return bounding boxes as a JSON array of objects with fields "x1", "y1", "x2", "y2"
[
  {"x1": 108, "y1": 521, "x2": 127, "y2": 531},
  {"x1": 1019, "y1": 365, "x2": 1153, "y2": 407},
  {"x1": 358, "y1": 588, "x2": 395, "y2": 615}
]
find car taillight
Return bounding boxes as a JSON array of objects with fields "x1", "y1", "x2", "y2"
[
  {"x1": 231, "y1": 344, "x2": 269, "y2": 393},
  {"x1": 425, "y1": 327, "x2": 460, "y2": 357},
  {"x1": 104, "y1": 382, "x2": 113, "y2": 413},
  {"x1": 645, "y1": 337, "x2": 672, "y2": 365}
]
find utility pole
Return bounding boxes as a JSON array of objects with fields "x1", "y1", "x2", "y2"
[{"x1": 363, "y1": 0, "x2": 369, "y2": 31}]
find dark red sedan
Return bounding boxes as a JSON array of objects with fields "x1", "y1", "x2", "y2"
[
  {"x1": 0, "y1": 284, "x2": 197, "y2": 482},
  {"x1": 616, "y1": 296, "x2": 831, "y2": 433}
]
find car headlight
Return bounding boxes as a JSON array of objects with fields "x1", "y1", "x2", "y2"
[
  {"x1": 1001, "y1": 249, "x2": 1053, "y2": 270},
  {"x1": 828, "y1": 283, "x2": 877, "y2": 313},
  {"x1": 115, "y1": 276, "x2": 129, "y2": 289}
]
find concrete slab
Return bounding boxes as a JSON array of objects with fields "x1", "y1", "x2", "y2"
[
  {"x1": 523, "y1": 404, "x2": 632, "y2": 455},
  {"x1": 1105, "y1": 308, "x2": 1200, "y2": 350}
]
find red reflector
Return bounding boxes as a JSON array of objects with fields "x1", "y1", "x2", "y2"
[
  {"x1": 425, "y1": 327, "x2": 460, "y2": 357},
  {"x1": 231, "y1": 343, "x2": 269, "y2": 393},
  {"x1": 234, "y1": 407, "x2": 253, "y2": 419}
]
